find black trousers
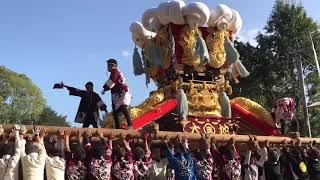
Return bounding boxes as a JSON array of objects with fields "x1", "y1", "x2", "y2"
[
  {"x1": 112, "y1": 104, "x2": 132, "y2": 129},
  {"x1": 82, "y1": 112, "x2": 98, "y2": 128}
]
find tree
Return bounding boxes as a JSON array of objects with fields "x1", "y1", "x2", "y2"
[
  {"x1": 0, "y1": 66, "x2": 70, "y2": 126},
  {"x1": 36, "y1": 106, "x2": 70, "y2": 127},
  {"x1": 0, "y1": 66, "x2": 45, "y2": 124},
  {"x1": 233, "y1": 0, "x2": 320, "y2": 136}
]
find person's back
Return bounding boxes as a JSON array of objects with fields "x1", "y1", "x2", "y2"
[
  {"x1": 264, "y1": 148, "x2": 282, "y2": 180},
  {"x1": 133, "y1": 134, "x2": 152, "y2": 180},
  {"x1": 45, "y1": 136, "x2": 65, "y2": 180},
  {"x1": 211, "y1": 138, "x2": 241, "y2": 180},
  {"x1": 21, "y1": 142, "x2": 46, "y2": 180},
  {"x1": 280, "y1": 145, "x2": 310, "y2": 180},
  {"x1": 3, "y1": 140, "x2": 24, "y2": 180},
  {"x1": 46, "y1": 156, "x2": 65, "y2": 180},
  {"x1": 84, "y1": 132, "x2": 113, "y2": 180},
  {"x1": 21, "y1": 128, "x2": 47, "y2": 180},
  {"x1": 193, "y1": 150, "x2": 214, "y2": 180},
  {"x1": 264, "y1": 161, "x2": 282, "y2": 180},
  {"x1": 112, "y1": 136, "x2": 134, "y2": 180},
  {"x1": 244, "y1": 146, "x2": 268, "y2": 180},
  {"x1": 0, "y1": 126, "x2": 25, "y2": 180},
  {"x1": 289, "y1": 147, "x2": 309, "y2": 180},
  {"x1": 307, "y1": 159, "x2": 320, "y2": 180},
  {"x1": 193, "y1": 136, "x2": 215, "y2": 180},
  {"x1": 65, "y1": 151, "x2": 86, "y2": 180},
  {"x1": 307, "y1": 147, "x2": 320, "y2": 180},
  {"x1": 164, "y1": 136, "x2": 196, "y2": 180}
]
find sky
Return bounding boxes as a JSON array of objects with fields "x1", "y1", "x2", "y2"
[{"x1": 0, "y1": 0, "x2": 319, "y2": 127}]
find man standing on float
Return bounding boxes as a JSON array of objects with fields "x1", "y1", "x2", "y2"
[
  {"x1": 102, "y1": 58, "x2": 133, "y2": 129},
  {"x1": 54, "y1": 81, "x2": 107, "y2": 128}
]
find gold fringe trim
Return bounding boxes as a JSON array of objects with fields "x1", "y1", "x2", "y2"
[{"x1": 231, "y1": 97, "x2": 275, "y2": 127}]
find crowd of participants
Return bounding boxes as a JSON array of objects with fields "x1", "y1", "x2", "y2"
[{"x1": 0, "y1": 125, "x2": 320, "y2": 180}]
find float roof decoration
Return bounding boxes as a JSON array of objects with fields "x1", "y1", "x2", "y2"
[
  {"x1": 131, "y1": 1, "x2": 242, "y2": 42},
  {"x1": 130, "y1": 1, "x2": 244, "y2": 81}
]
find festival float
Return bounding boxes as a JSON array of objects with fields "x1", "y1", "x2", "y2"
[
  {"x1": 1, "y1": 1, "x2": 319, "y2": 146},
  {"x1": 101, "y1": 1, "x2": 280, "y2": 136}
]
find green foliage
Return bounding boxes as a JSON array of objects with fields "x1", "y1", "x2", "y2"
[
  {"x1": 0, "y1": 66, "x2": 69, "y2": 126},
  {"x1": 0, "y1": 66, "x2": 45, "y2": 124},
  {"x1": 36, "y1": 106, "x2": 69, "y2": 127},
  {"x1": 233, "y1": 0, "x2": 320, "y2": 136}
]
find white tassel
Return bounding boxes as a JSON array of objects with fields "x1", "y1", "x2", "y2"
[
  {"x1": 218, "y1": 92, "x2": 231, "y2": 118},
  {"x1": 235, "y1": 59, "x2": 249, "y2": 78}
]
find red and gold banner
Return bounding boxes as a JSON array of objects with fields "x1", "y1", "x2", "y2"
[{"x1": 183, "y1": 117, "x2": 237, "y2": 134}]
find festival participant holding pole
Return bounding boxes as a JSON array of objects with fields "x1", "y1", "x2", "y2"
[
  {"x1": 53, "y1": 82, "x2": 107, "y2": 128},
  {"x1": 102, "y1": 58, "x2": 132, "y2": 129}
]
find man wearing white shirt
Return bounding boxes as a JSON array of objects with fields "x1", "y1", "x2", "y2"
[
  {"x1": 45, "y1": 134, "x2": 65, "y2": 180},
  {"x1": 0, "y1": 125, "x2": 24, "y2": 180},
  {"x1": 21, "y1": 128, "x2": 47, "y2": 180},
  {"x1": 149, "y1": 144, "x2": 170, "y2": 180}
]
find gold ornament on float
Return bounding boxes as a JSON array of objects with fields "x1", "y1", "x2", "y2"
[
  {"x1": 206, "y1": 29, "x2": 227, "y2": 68},
  {"x1": 186, "y1": 80, "x2": 222, "y2": 117},
  {"x1": 130, "y1": 89, "x2": 165, "y2": 119},
  {"x1": 178, "y1": 25, "x2": 201, "y2": 69}
]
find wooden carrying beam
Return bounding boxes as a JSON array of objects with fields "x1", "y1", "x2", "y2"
[{"x1": 2, "y1": 124, "x2": 320, "y2": 144}]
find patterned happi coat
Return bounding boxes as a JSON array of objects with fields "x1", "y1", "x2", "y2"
[
  {"x1": 165, "y1": 148, "x2": 196, "y2": 180},
  {"x1": 103, "y1": 68, "x2": 131, "y2": 111}
]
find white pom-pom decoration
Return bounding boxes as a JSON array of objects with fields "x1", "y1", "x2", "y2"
[
  {"x1": 183, "y1": 2, "x2": 210, "y2": 27},
  {"x1": 142, "y1": 8, "x2": 161, "y2": 32},
  {"x1": 208, "y1": 4, "x2": 233, "y2": 29},
  {"x1": 130, "y1": 21, "x2": 156, "y2": 48},
  {"x1": 158, "y1": 1, "x2": 172, "y2": 25},
  {"x1": 168, "y1": 0, "x2": 186, "y2": 25},
  {"x1": 227, "y1": 9, "x2": 242, "y2": 35}
]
